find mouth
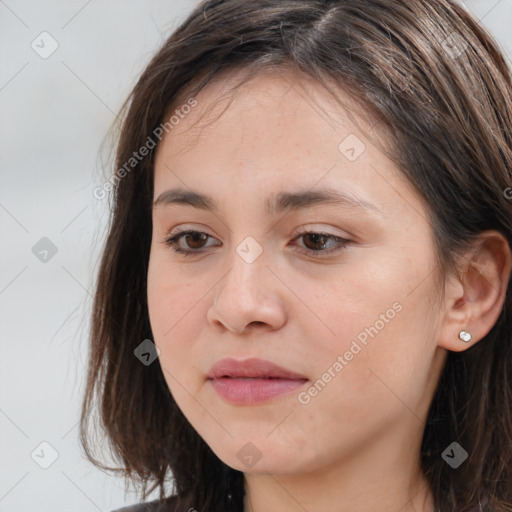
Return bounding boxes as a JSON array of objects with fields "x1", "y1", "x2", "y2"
[
  {"x1": 207, "y1": 358, "x2": 308, "y2": 405},
  {"x1": 215, "y1": 376, "x2": 298, "y2": 379},
  {"x1": 208, "y1": 376, "x2": 308, "y2": 405},
  {"x1": 208, "y1": 357, "x2": 307, "y2": 380}
]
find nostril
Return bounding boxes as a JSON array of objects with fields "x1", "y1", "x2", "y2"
[{"x1": 247, "y1": 321, "x2": 266, "y2": 329}]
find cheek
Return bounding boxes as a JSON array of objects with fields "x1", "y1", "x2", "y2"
[
  {"x1": 304, "y1": 252, "x2": 437, "y2": 410},
  {"x1": 294, "y1": 300, "x2": 433, "y2": 453},
  {"x1": 147, "y1": 251, "x2": 197, "y2": 339},
  {"x1": 147, "y1": 257, "x2": 184, "y2": 349},
  {"x1": 147, "y1": 254, "x2": 211, "y2": 397}
]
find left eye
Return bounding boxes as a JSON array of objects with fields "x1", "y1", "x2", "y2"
[
  {"x1": 163, "y1": 230, "x2": 351, "y2": 257},
  {"x1": 292, "y1": 231, "x2": 350, "y2": 254}
]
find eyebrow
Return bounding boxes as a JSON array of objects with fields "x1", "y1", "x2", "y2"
[{"x1": 153, "y1": 187, "x2": 382, "y2": 216}]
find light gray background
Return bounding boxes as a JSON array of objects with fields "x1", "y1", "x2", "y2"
[{"x1": 1, "y1": 1, "x2": 511, "y2": 511}]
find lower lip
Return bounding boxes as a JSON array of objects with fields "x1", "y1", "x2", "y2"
[{"x1": 209, "y1": 377, "x2": 307, "y2": 405}]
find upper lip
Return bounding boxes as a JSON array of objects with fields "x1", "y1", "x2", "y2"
[{"x1": 208, "y1": 357, "x2": 307, "y2": 380}]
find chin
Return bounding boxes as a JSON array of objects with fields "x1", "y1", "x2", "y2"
[{"x1": 207, "y1": 436, "x2": 317, "y2": 475}]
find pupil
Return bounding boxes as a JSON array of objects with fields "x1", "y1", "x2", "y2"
[
  {"x1": 305, "y1": 234, "x2": 326, "y2": 250},
  {"x1": 187, "y1": 233, "x2": 206, "y2": 248}
]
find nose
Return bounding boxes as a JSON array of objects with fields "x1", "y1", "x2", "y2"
[{"x1": 206, "y1": 243, "x2": 288, "y2": 335}]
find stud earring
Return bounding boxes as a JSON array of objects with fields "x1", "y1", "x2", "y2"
[{"x1": 459, "y1": 330, "x2": 472, "y2": 342}]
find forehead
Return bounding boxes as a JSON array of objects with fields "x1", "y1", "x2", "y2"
[
  {"x1": 156, "y1": 66, "x2": 378, "y2": 156},
  {"x1": 152, "y1": 68, "x2": 425, "y2": 223}
]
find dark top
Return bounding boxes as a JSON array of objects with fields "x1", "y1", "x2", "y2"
[{"x1": 111, "y1": 496, "x2": 179, "y2": 512}]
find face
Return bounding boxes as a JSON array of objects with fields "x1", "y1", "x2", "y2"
[{"x1": 147, "y1": 68, "x2": 447, "y2": 475}]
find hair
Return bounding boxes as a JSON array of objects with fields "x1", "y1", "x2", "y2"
[{"x1": 80, "y1": 1, "x2": 512, "y2": 511}]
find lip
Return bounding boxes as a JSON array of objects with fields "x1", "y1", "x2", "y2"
[
  {"x1": 207, "y1": 358, "x2": 308, "y2": 405},
  {"x1": 208, "y1": 357, "x2": 307, "y2": 380}
]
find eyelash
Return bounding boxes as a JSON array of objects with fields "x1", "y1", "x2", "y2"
[{"x1": 162, "y1": 229, "x2": 351, "y2": 258}]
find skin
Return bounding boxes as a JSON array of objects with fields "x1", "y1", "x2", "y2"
[{"x1": 147, "y1": 67, "x2": 511, "y2": 512}]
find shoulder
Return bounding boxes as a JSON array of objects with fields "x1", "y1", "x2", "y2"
[{"x1": 110, "y1": 496, "x2": 180, "y2": 512}]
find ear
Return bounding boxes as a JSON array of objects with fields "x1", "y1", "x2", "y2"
[{"x1": 438, "y1": 230, "x2": 511, "y2": 352}]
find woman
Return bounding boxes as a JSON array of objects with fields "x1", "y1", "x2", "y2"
[{"x1": 80, "y1": 0, "x2": 512, "y2": 511}]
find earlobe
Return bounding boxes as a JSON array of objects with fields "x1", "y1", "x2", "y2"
[{"x1": 437, "y1": 231, "x2": 511, "y2": 353}]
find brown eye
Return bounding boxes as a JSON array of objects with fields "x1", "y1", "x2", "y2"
[
  {"x1": 292, "y1": 231, "x2": 351, "y2": 257},
  {"x1": 301, "y1": 233, "x2": 331, "y2": 251},
  {"x1": 163, "y1": 230, "x2": 219, "y2": 255},
  {"x1": 182, "y1": 232, "x2": 208, "y2": 249}
]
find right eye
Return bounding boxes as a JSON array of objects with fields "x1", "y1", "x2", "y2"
[{"x1": 163, "y1": 230, "x2": 220, "y2": 255}]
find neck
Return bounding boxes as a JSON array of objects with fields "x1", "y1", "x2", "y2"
[
  {"x1": 242, "y1": 420, "x2": 435, "y2": 512},
  {"x1": 244, "y1": 469, "x2": 434, "y2": 512}
]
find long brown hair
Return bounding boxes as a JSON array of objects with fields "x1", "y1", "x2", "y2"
[{"x1": 80, "y1": 1, "x2": 512, "y2": 510}]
